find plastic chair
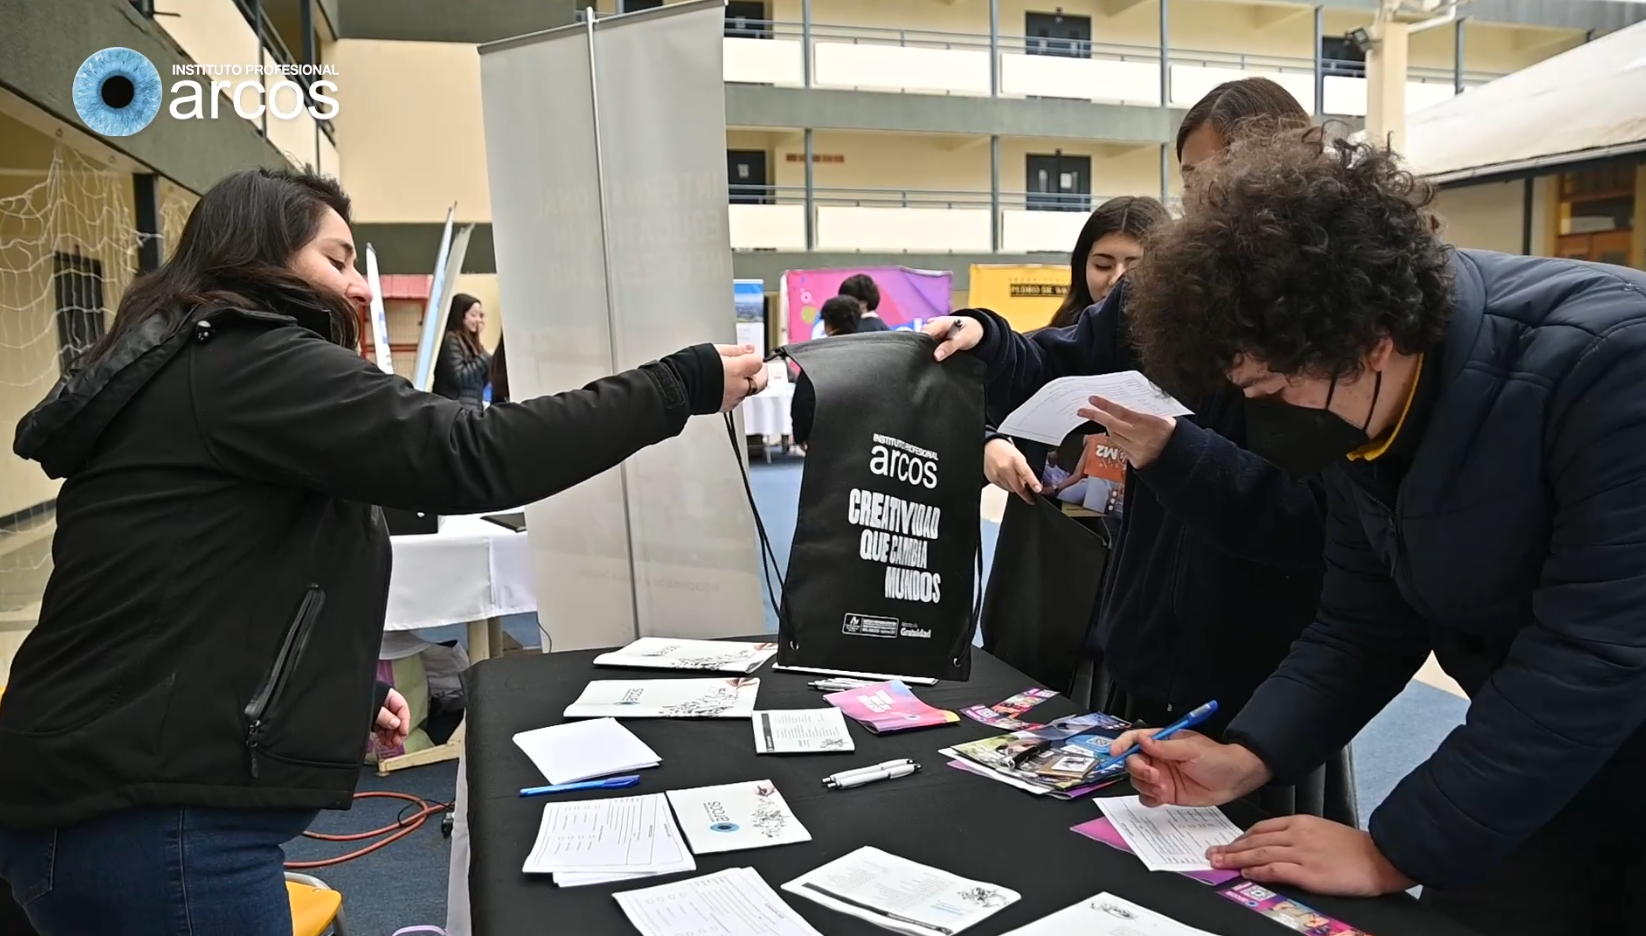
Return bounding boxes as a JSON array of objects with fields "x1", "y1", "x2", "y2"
[{"x1": 285, "y1": 872, "x2": 347, "y2": 936}]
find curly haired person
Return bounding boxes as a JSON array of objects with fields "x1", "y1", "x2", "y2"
[{"x1": 1111, "y1": 125, "x2": 1646, "y2": 935}]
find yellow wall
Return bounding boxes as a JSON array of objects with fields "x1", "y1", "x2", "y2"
[
  {"x1": 326, "y1": 39, "x2": 492, "y2": 224},
  {"x1": 1432, "y1": 179, "x2": 1551, "y2": 256}
]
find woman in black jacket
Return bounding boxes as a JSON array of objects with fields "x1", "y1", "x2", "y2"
[
  {"x1": 432, "y1": 292, "x2": 492, "y2": 410},
  {"x1": 0, "y1": 168, "x2": 766, "y2": 936}
]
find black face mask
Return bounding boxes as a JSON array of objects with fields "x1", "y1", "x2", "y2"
[{"x1": 1243, "y1": 373, "x2": 1381, "y2": 479}]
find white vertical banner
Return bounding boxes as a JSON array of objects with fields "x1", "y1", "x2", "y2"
[{"x1": 478, "y1": 0, "x2": 765, "y2": 651}]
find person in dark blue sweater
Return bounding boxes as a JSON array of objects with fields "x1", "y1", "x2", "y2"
[
  {"x1": 931, "y1": 77, "x2": 1325, "y2": 731},
  {"x1": 1110, "y1": 123, "x2": 1646, "y2": 935}
]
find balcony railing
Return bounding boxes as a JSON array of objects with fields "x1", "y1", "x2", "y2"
[
  {"x1": 726, "y1": 185, "x2": 1167, "y2": 254},
  {"x1": 722, "y1": 20, "x2": 1503, "y2": 115}
]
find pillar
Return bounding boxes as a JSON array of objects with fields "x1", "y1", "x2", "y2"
[{"x1": 1365, "y1": 20, "x2": 1409, "y2": 153}]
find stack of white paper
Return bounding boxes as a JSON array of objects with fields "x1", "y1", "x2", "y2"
[
  {"x1": 752, "y1": 708, "x2": 855, "y2": 754},
  {"x1": 1096, "y1": 796, "x2": 1243, "y2": 873},
  {"x1": 614, "y1": 867, "x2": 823, "y2": 936},
  {"x1": 522, "y1": 792, "x2": 695, "y2": 887},
  {"x1": 998, "y1": 372, "x2": 1193, "y2": 446},
  {"x1": 595, "y1": 637, "x2": 779, "y2": 674},
  {"x1": 512, "y1": 718, "x2": 661, "y2": 785},
  {"x1": 783, "y1": 846, "x2": 1020, "y2": 935},
  {"x1": 999, "y1": 893, "x2": 1219, "y2": 936},
  {"x1": 564, "y1": 678, "x2": 761, "y2": 719},
  {"x1": 666, "y1": 780, "x2": 812, "y2": 854}
]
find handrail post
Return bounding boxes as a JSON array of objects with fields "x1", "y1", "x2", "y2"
[
  {"x1": 801, "y1": 0, "x2": 813, "y2": 88},
  {"x1": 989, "y1": 0, "x2": 1000, "y2": 97},
  {"x1": 803, "y1": 128, "x2": 815, "y2": 250},
  {"x1": 1158, "y1": 0, "x2": 1170, "y2": 108}
]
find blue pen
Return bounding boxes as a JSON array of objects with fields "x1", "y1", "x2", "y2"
[
  {"x1": 1095, "y1": 700, "x2": 1220, "y2": 773},
  {"x1": 519, "y1": 775, "x2": 642, "y2": 798}
]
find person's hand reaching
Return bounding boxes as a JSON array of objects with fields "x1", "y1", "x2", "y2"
[
  {"x1": 1107, "y1": 728, "x2": 1272, "y2": 807},
  {"x1": 984, "y1": 438, "x2": 1041, "y2": 503},
  {"x1": 374, "y1": 688, "x2": 411, "y2": 751},
  {"x1": 1078, "y1": 395, "x2": 1178, "y2": 470},
  {"x1": 718, "y1": 344, "x2": 768, "y2": 412},
  {"x1": 921, "y1": 317, "x2": 984, "y2": 362}
]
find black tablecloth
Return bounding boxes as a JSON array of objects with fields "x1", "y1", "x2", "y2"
[{"x1": 465, "y1": 644, "x2": 1479, "y2": 936}]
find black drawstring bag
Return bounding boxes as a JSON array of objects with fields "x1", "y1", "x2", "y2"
[
  {"x1": 726, "y1": 331, "x2": 986, "y2": 681},
  {"x1": 980, "y1": 492, "x2": 1110, "y2": 694}
]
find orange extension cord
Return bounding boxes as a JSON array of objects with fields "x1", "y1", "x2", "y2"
[{"x1": 284, "y1": 790, "x2": 454, "y2": 870}]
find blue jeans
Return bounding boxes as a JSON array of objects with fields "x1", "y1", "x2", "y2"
[{"x1": 0, "y1": 805, "x2": 318, "y2": 936}]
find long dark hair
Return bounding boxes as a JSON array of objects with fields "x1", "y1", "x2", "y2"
[
  {"x1": 84, "y1": 168, "x2": 359, "y2": 368},
  {"x1": 445, "y1": 292, "x2": 483, "y2": 357},
  {"x1": 1048, "y1": 196, "x2": 1171, "y2": 329},
  {"x1": 1176, "y1": 76, "x2": 1311, "y2": 160},
  {"x1": 491, "y1": 332, "x2": 509, "y2": 402}
]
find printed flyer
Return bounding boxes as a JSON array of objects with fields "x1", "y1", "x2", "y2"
[{"x1": 824, "y1": 680, "x2": 960, "y2": 734}]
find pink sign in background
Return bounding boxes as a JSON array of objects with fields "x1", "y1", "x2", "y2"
[{"x1": 784, "y1": 266, "x2": 954, "y2": 343}]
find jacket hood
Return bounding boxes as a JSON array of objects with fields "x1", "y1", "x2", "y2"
[{"x1": 14, "y1": 303, "x2": 323, "y2": 479}]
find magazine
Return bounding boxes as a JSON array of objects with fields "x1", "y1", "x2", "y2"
[
  {"x1": 823, "y1": 680, "x2": 960, "y2": 734},
  {"x1": 943, "y1": 712, "x2": 1133, "y2": 797},
  {"x1": 593, "y1": 637, "x2": 779, "y2": 674}
]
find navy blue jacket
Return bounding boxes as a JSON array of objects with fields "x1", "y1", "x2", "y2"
[
  {"x1": 1226, "y1": 250, "x2": 1646, "y2": 888},
  {"x1": 961, "y1": 284, "x2": 1326, "y2": 732}
]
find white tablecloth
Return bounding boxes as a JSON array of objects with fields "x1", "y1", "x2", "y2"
[
  {"x1": 743, "y1": 379, "x2": 795, "y2": 439},
  {"x1": 385, "y1": 513, "x2": 536, "y2": 632}
]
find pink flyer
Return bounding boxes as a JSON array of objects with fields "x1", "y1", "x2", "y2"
[{"x1": 824, "y1": 680, "x2": 960, "y2": 734}]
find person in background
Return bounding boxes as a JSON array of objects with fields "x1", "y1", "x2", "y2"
[
  {"x1": 0, "y1": 168, "x2": 766, "y2": 936},
  {"x1": 927, "y1": 78, "x2": 1349, "y2": 821},
  {"x1": 837, "y1": 273, "x2": 888, "y2": 332},
  {"x1": 1110, "y1": 121, "x2": 1646, "y2": 936},
  {"x1": 1045, "y1": 196, "x2": 1169, "y2": 331},
  {"x1": 790, "y1": 295, "x2": 864, "y2": 449},
  {"x1": 433, "y1": 292, "x2": 491, "y2": 411},
  {"x1": 490, "y1": 332, "x2": 509, "y2": 404}
]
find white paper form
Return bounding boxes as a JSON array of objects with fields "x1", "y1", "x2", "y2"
[
  {"x1": 753, "y1": 709, "x2": 855, "y2": 754},
  {"x1": 1096, "y1": 796, "x2": 1242, "y2": 873},
  {"x1": 997, "y1": 373, "x2": 1192, "y2": 446},
  {"x1": 513, "y1": 717, "x2": 661, "y2": 785},
  {"x1": 523, "y1": 793, "x2": 693, "y2": 877},
  {"x1": 556, "y1": 819, "x2": 695, "y2": 887},
  {"x1": 564, "y1": 678, "x2": 761, "y2": 719},
  {"x1": 782, "y1": 846, "x2": 1020, "y2": 936},
  {"x1": 999, "y1": 893, "x2": 1219, "y2": 936},
  {"x1": 614, "y1": 867, "x2": 824, "y2": 936}
]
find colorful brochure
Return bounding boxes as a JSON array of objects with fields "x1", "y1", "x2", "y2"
[
  {"x1": 942, "y1": 712, "x2": 1132, "y2": 797},
  {"x1": 1217, "y1": 881, "x2": 1377, "y2": 935},
  {"x1": 960, "y1": 687, "x2": 1058, "y2": 730},
  {"x1": 823, "y1": 680, "x2": 960, "y2": 734}
]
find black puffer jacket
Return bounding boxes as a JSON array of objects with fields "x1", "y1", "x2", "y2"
[
  {"x1": 0, "y1": 298, "x2": 721, "y2": 829},
  {"x1": 432, "y1": 333, "x2": 491, "y2": 411}
]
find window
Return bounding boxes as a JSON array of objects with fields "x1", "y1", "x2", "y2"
[
  {"x1": 1321, "y1": 36, "x2": 1366, "y2": 77},
  {"x1": 1026, "y1": 153, "x2": 1092, "y2": 212},
  {"x1": 1556, "y1": 164, "x2": 1638, "y2": 268},
  {"x1": 53, "y1": 252, "x2": 107, "y2": 375},
  {"x1": 620, "y1": 0, "x2": 664, "y2": 11},
  {"x1": 727, "y1": 150, "x2": 770, "y2": 205},
  {"x1": 725, "y1": 1, "x2": 769, "y2": 38},
  {"x1": 1025, "y1": 12, "x2": 1092, "y2": 58}
]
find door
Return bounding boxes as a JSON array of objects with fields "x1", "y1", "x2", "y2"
[
  {"x1": 1025, "y1": 11, "x2": 1092, "y2": 58},
  {"x1": 619, "y1": 0, "x2": 664, "y2": 11},
  {"x1": 1320, "y1": 35, "x2": 1367, "y2": 77},
  {"x1": 727, "y1": 149, "x2": 769, "y2": 205},
  {"x1": 725, "y1": 1, "x2": 769, "y2": 38},
  {"x1": 1026, "y1": 152, "x2": 1091, "y2": 212}
]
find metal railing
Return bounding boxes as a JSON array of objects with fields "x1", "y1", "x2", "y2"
[
  {"x1": 229, "y1": 0, "x2": 336, "y2": 144},
  {"x1": 726, "y1": 18, "x2": 1506, "y2": 88},
  {"x1": 729, "y1": 184, "x2": 1131, "y2": 212}
]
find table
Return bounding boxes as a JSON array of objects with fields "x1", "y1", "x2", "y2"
[
  {"x1": 463, "y1": 644, "x2": 1481, "y2": 936},
  {"x1": 743, "y1": 378, "x2": 795, "y2": 444},
  {"x1": 379, "y1": 513, "x2": 537, "y2": 774}
]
